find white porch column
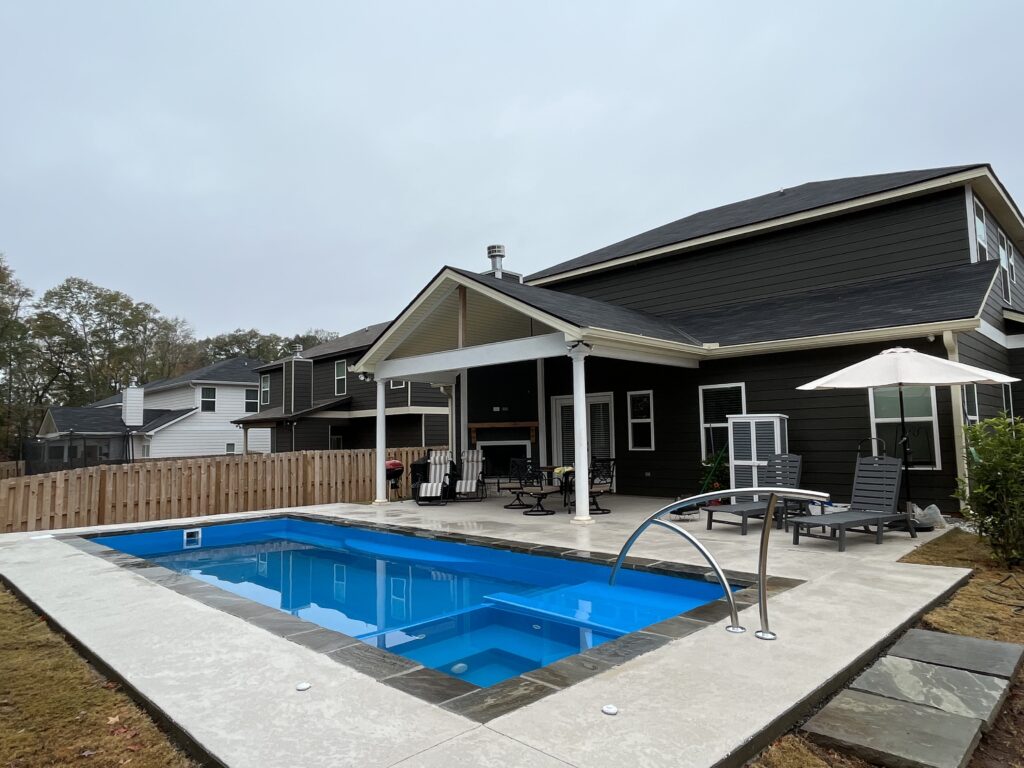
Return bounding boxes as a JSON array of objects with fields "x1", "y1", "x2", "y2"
[
  {"x1": 373, "y1": 379, "x2": 388, "y2": 504},
  {"x1": 569, "y1": 343, "x2": 593, "y2": 525}
]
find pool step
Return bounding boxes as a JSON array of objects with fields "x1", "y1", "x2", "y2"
[{"x1": 484, "y1": 581, "x2": 704, "y2": 634}]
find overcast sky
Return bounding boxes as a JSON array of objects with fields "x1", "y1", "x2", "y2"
[{"x1": 2, "y1": 1, "x2": 1022, "y2": 337}]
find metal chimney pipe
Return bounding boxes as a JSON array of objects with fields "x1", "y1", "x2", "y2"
[{"x1": 487, "y1": 244, "x2": 505, "y2": 278}]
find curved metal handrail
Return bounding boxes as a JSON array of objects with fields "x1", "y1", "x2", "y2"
[{"x1": 608, "y1": 486, "x2": 830, "y2": 638}]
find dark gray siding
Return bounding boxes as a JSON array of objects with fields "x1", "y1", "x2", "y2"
[
  {"x1": 424, "y1": 414, "x2": 449, "y2": 446},
  {"x1": 282, "y1": 361, "x2": 293, "y2": 415},
  {"x1": 552, "y1": 189, "x2": 971, "y2": 317},
  {"x1": 979, "y1": 198, "x2": 1024, "y2": 312},
  {"x1": 957, "y1": 331, "x2": 1012, "y2": 419},
  {"x1": 385, "y1": 382, "x2": 408, "y2": 408},
  {"x1": 293, "y1": 359, "x2": 313, "y2": 412},
  {"x1": 468, "y1": 362, "x2": 537, "y2": 422},
  {"x1": 260, "y1": 367, "x2": 283, "y2": 412},
  {"x1": 538, "y1": 337, "x2": 959, "y2": 510},
  {"x1": 1011, "y1": 349, "x2": 1024, "y2": 417},
  {"x1": 337, "y1": 415, "x2": 428, "y2": 449},
  {"x1": 411, "y1": 382, "x2": 448, "y2": 407}
]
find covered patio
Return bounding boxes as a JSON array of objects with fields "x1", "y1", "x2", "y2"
[{"x1": 353, "y1": 266, "x2": 705, "y2": 524}]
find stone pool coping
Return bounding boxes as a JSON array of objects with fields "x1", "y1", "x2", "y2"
[{"x1": 62, "y1": 509, "x2": 803, "y2": 722}]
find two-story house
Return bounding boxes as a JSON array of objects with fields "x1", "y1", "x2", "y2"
[
  {"x1": 34, "y1": 357, "x2": 271, "y2": 471},
  {"x1": 352, "y1": 164, "x2": 1023, "y2": 513},
  {"x1": 233, "y1": 323, "x2": 450, "y2": 451}
]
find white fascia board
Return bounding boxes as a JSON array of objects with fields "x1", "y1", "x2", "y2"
[
  {"x1": 354, "y1": 269, "x2": 582, "y2": 373},
  {"x1": 374, "y1": 332, "x2": 569, "y2": 380},
  {"x1": 703, "y1": 318, "x2": 980, "y2": 358},
  {"x1": 529, "y1": 168, "x2": 989, "y2": 286},
  {"x1": 1004, "y1": 309, "x2": 1024, "y2": 324},
  {"x1": 586, "y1": 340, "x2": 699, "y2": 369}
]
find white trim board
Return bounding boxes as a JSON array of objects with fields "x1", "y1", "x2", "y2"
[
  {"x1": 374, "y1": 333, "x2": 569, "y2": 380},
  {"x1": 976, "y1": 320, "x2": 1024, "y2": 349}
]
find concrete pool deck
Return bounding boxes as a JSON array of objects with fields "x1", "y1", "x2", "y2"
[{"x1": 0, "y1": 496, "x2": 970, "y2": 768}]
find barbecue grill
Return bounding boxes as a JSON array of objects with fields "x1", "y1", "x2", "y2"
[{"x1": 385, "y1": 459, "x2": 404, "y2": 501}]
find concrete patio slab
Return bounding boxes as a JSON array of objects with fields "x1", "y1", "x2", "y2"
[
  {"x1": 851, "y1": 655, "x2": 1010, "y2": 729},
  {"x1": 801, "y1": 689, "x2": 983, "y2": 768},
  {"x1": 0, "y1": 496, "x2": 971, "y2": 768},
  {"x1": 888, "y1": 628, "x2": 1024, "y2": 680}
]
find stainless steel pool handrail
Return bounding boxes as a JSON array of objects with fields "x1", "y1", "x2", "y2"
[{"x1": 607, "y1": 487, "x2": 830, "y2": 639}]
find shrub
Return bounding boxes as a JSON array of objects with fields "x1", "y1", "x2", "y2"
[{"x1": 955, "y1": 415, "x2": 1024, "y2": 567}]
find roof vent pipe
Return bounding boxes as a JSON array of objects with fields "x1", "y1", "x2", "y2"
[
  {"x1": 292, "y1": 344, "x2": 303, "y2": 358},
  {"x1": 487, "y1": 244, "x2": 505, "y2": 279}
]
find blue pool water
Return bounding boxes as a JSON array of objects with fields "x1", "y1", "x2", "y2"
[{"x1": 95, "y1": 518, "x2": 728, "y2": 686}]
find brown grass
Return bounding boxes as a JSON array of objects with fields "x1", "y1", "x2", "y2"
[
  {"x1": 751, "y1": 527, "x2": 1024, "y2": 768},
  {"x1": 0, "y1": 585, "x2": 199, "y2": 768}
]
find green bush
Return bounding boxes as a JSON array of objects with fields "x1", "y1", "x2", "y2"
[{"x1": 955, "y1": 415, "x2": 1024, "y2": 567}]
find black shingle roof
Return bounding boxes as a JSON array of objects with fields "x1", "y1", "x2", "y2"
[
  {"x1": 256, "y1": 323, "x2": 391, "y2": 370},
  {"x1": 87, "y1": 357, "x2": 263, "y2": 406},
  {"x1": 447, "y1": 267, "x2": 700, "y2": 346},
  {"x1": 232, "y1": 396, "x2": 352, "y2": 425},
  {"x1": 46, "y1": 407, "x2": 194, "y2": 434},
  {"x1": 667, "y1": 261, "x2": 998, "y2": 346},
  {"x1": 527, "y1": 165, "x2": 984, "y2": 282}
]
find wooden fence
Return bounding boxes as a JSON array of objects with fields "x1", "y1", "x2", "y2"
[
  {"x1": 0, "y1": 447, "x2": 443, "y2": 534},
  {"x1": 0, "y1": 461, "x2": 24, "y2": 480}
]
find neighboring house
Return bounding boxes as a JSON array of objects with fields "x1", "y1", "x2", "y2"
[
  {"x1": 232, "y1": 324, "x2": 449, "y2": 451},
  {"x1": 34, "y1": 358, "x2": 270, "y2": 471},
  {"x1": 352, "y1": 164, "x2": 1024, "y2": 511}
]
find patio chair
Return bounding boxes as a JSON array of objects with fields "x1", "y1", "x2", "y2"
[
  {"x1": 414, "y1": 450, "x2": 452, "y2": 506},
  {"x1": 705, "y1": 454, "x2": 803, "y2": 535},
  {"x1": 521, "y1": 465, "x2": 561, "y2": 516},
  {"x1": 498, "y1": 457, "x2": 531, "y2": 510},
  {"x1": 564, "y1": 459, "x2": 616, "y2": 515},
  {"x1": 453, "y1": 449, "x2": 486, "y2": 501},
  {"x1": 789, "y1": 455, "x2": 910, "y2": 552}
]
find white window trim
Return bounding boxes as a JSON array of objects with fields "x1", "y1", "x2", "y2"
[
  {"x1": 390, "y1": 379, "x2": 406, "y2": 389},
  {"x1": 626, "y1": 389, "x2": 655, "y2": 451},
  {"x1": 698, "y1": 382, "x2": 746, "y2": 459},
  {"x1": 334, "y1": 359, "x2": 347, "y2": 396},
  {"x1": 868, "y1": 386, "x2": 942, "y2": 471},
  {"x1": 226, "y1": 442, "x2": 235, "y2": 454},
  {"x1": 962, "y1": 383, "x2": 980, "y2": 424},
  {"x1": 200, "y1": 387, "x2": 216, "y2": 412},
  {"x1": 260, "y1": 374, "x2": 270, "y2": 405}
]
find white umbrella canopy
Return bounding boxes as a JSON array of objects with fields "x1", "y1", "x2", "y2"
[
  {"x1": 797, "y1": 347, "x2": 1019, "y2": 390},
  {"x1": 797, "y1": 347, "x2": 1019, "y2": 512}
]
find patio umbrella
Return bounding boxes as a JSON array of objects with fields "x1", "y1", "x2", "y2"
[{"x1": 797, "y1": 347, "x2": 1019, "y2": 508}]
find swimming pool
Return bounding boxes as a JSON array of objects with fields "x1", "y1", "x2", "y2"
[{"x1": 95, "y1": 518, "x2": 732, "y2": 686}]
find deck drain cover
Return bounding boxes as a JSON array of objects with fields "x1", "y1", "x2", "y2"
[
  {"x1": 296, "y1": 682, "x2": 311, "y2": 692},
  {"x1": 602, "y1": 704, "x2": 618, "y2": 716}
]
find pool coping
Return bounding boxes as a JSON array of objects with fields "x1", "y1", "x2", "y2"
[{"x1": 61, "y1": 510, "x2": 804, "y2": 723}]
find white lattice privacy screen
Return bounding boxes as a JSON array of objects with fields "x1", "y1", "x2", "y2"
[{"x1": 727, "y1": 414, "x2": 789, "y2": 502}]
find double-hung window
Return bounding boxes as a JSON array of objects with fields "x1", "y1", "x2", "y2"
[
  {"x1": 260, "y1": 374, "x2": 270, "y2": 405},
  {"x1": 244, "y1": 388, "x2": 258, "y2": 413},
  {"x1": 334, "y1": 360, "x2": 347, "y2": 396},
  {"x1": 699, "y1": 383, "x2": 745, "y2": 459},
  {"x1": 962, "y1": 384, "x2": 979, "y2": 425},
  {"x1": 200, "y1": 387, "x2": 216, "y2": 412},
  {"x1": 870, "y1": 386, "x2": 940, "y2": 469},
  {"x1": 627, "y1": 390, "x2": 654, "y2": 450},
  {"x1": 975, "y1": 200, "x2": 1012, "y2": 303}
]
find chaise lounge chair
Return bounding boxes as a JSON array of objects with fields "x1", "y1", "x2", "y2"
[
  {"x1": 414, "y1": 450, "x2": 452, "y2": 506},
  {"x1": 453, "y1": 449, "x2": 486, "y2": 501},
  {"x1": 789, "y1": 454, "x2": 911, "y2": 552},
  {"x1": 705, "y1": 453, "x2": 802, "y2": 535}
]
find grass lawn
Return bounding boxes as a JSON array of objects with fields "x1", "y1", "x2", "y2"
[
  {"x1": 752, "y1": 528, "x2": 1023, "y2": 768},
  {"x1": 0, "y1": 585, "x2": 199, "y2": 768}
]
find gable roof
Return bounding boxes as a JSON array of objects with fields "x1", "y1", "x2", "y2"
[
  {"x1": 87, "y1": 357, "x2": 263, "y2": 406},
  {"x1": 43, "y1": 407, "x2": 195, "y2": 435},
  {"x1": 527, "y1": 165, "x2": 985, "y2": 283},
  {"x1": 446, "y1": 267, "x2": 700, "y2": 345},
  {"x1": 255, "y1": 323, "x2": 391, "y2": 370},
  {"x1": 667, "y1": 261, "x2": 998, "y2": 347}
]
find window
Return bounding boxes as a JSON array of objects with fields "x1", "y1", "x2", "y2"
[
  {"x1": 226, "y1": 442, "x2": 236, "y2": 454},
  {"x1": 997, "y1": 229, "x2": 1012, "y2": 303},
  {"x1": 334, "y1": 360, "x2": 347, "y2": 396},
  {"x1": 245, "y1": 388, "x2": 258, "y2": 413},
  {"x1": 260, "y1": 374, "x2": 270, "y2": 405},
  {"x1": 699, "y1": 383, "x2": 745, "y2": 459},
  {"x1": 962, "y1": 384, "x2": 979, "y2": 424},
  {"x1": 627, "y1": 390, "x2": 654, "y2": 451},
  {"x1": 390, "y1": 379, "x2": 406, "y2": 389},
  {"x1": 975, "y1": 201, "x2": 1011, "y2": 304},
  {"x1": 1010, "y1": 242, "x2": 1019, "y2": 284},
  {"x1": 200, "y1": 387, "x2": 216, "y2": 412},
  {"x1": 329, "y1": 425, "x2": 343, "y2": 450},
  {"x1": 141, "y1": 443, "x2": 150, "y2": 458},
  {"x1": 974, "y1": 200, "x2": 988, "y2": 262},
  {"x1": 870, "y1": 385, "x2": 940, "y2": 469}
]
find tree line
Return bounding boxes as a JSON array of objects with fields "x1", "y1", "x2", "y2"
[{"x1": 0, "y1": 254, "x2": 337, "y2": 459}]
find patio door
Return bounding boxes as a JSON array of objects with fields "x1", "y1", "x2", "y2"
[{"x1": 551, "y1": 393, "x2": 614, "y2": 472}]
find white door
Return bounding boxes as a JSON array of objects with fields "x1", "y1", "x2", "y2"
[{"x1": 551, "y1": 393, "x2": 614, "y2": 468}]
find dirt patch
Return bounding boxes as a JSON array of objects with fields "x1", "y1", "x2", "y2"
[
  {"x1": 0, "y1": 584, "x2": 199, "y2": 768},
  {"x1": 750, "y1": 528, "x2": 1023, "y2": 768}
]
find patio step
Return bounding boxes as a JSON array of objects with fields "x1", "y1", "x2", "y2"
[{"x1": 801, "y1": 630, "x2": 1023, "y2": 768}]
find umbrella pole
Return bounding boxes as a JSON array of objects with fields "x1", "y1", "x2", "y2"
[{"x1": 898, "y1": 384, "x2": 912, "y2": 511}]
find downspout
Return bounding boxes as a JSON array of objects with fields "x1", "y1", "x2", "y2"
[{"x1": 943, "y1": 330, "x2": 968, "y2": 508}]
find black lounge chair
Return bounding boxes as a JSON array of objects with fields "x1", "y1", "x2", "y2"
[
  {"x1": 705, "y1": 454, "x2": 803, "y2": 535},
  {"x1": 789, "y1": 455, "x2": 911, "y2": 552}
]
